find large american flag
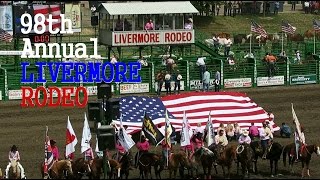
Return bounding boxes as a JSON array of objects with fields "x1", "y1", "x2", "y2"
[
  {"x1": 281, "y1": 21, "x2": 296, "y2": 35},
  {"x1": 251, "y1": 20, "x2": 268, "y2": 38},
  {"x1": 32, "y1": 4, "x2": 61, "y2": 33},
  {"x1": 0, "y1": 28, "x2": 12, "y2": 42},
  {"x1": 112, "y1": 92, "x2": 279, "y2": 135},
  {"x1": 313, "y1": 19, "x2": 320, "y2": 31}
]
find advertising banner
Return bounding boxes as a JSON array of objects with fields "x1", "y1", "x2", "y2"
[
  {"x1": 0, "y1": 5, "x2": 13, "y2": 33},
  {"x1": 224, "y1": 78, "x2": 252, "y2": 88},
  {"x1": 9, "y1": 89, "x2": 40, "y2": 100},
  {"x1": 257, "y1": 76, "x2": 285, "y2": 86},
  {"x1": 290, "y1": 74, "x2": 317, "y2": 85},
  {"x1": 190, "y1": 79, "x2": 215, "y2": 90},
  {"x1": 120, "y1": 83, "x2": 149, "y2": 94},
  {"x1": 64, "y1": 3, "x2": 81, "y2": 33}
]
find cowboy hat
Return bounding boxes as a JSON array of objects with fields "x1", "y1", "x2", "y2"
[
  {"x1": 50, "y1": 139, "x2": 56, "y2": 145},
  {"x1": 242, "y1": 130, "x2": 249, "y2": 136}
]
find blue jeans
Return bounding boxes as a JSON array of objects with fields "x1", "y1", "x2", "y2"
[
  {"x1": 261, "y1": 139, "x2": 269, "y2": 156},
  {"x1": 203, "y1": 83, "x2": 209, "y2": 92}
]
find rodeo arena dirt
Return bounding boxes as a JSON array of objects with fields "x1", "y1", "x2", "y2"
[{"x1": 1, "y1": 1, "x2": 320, "y2": 180}]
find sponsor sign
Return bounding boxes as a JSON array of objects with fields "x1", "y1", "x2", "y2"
[
  {"x1": 112, "y1": 30, "x2": 194, "y2": 46},
  {"x1": 155, "y1": 81, "x2": 185, "y2": 92},
  {"x1": 85, "y1": 86, "x2": 97, "y2": 96},
  {"x1": 190, "y1": 79, "x2": 215, "y2": 90},
  {"x1": 120, "y1": 83, "x2": 149, "y2": 94},
  {"x1": 9, "y1": 89, "x2": 39, "y2": 100},
  {"x1": 224, "y1": 78, "x2": 252, "y2": 88},
  {"x1": 257, "y1": 76, "x2": 285, "y2": 86},
  {"x1": 64, "y1": 3, "x2": 82, "y2": 33},
  {"x1": 290, "y1": 74, "x2": 317, "y2": 85}
]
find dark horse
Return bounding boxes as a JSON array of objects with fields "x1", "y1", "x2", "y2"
[
  {"x1": 118, "y1": 152, "x2": 134, "y2": 179},
  {"x1": 191, "y1": 147, "x2": 215, "y2": 179},
  {"x1": 283, "y1": 143, "x2": 320, "y2": 178},
  {"x1": 236, "y1": 143, "x2": 254, "y2": 179},
  {"x1": 89, "y1": 157, "x2": 121, "y2": 179},
  {"x1": 69, "y1": 157, "x2": 91, "y2": 179},
  {"x1": 209, "y1": 144, "x2": 237, "y2": 179},
  {"x1": 250, "y1": 140, "x2": 283, "y2": 176},
  {"x1": 137, "y1": 152, "x2": 163, "y2": 179},
  {"x1": 168, "y1": 151, "x2": 190, "y2": 179}
]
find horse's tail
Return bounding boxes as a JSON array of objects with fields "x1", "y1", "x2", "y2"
[{"x1": 282, "y1": 145, "x2": 288, "y2": 167}]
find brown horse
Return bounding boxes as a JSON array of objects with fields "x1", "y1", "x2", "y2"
[
  {"x1": 192, "y1": 146, "x2": 215, "y2": 179},
  {"x1": 41, "y1": 160, "x2": 73, "y2": 179},
  {"x1": 168, "y1": 151, "x2": 190, "y2": 179},
  {"x1": 287, "y1": 33, "x2": 304, "y2": 42},
  {"x1": 265, "y1": 141, "x2": 283, "y2": 177},
  {"x1": 137, "y1": 152, "x2": 163, "y2": 179},
  {"x1": 304, "y1": 29, "x2": 320, "y2": 40},
  {"x1": 89, "y1": 157, "x2": 121, "y2": 179},
  {"x1": 209, "y1": 144, "x2": 237, "y2": 178},
  {"x1": 118, "y1": 152, "x2": 134, "y2": 179},
  {"x1": 216, "y1": 32, "x2": 231, "y2": 38},
  {"x1": 70, "y1": 157, "x2": 91, "y2": 179},
  {"x1": 236, "y1": 143, "x2": 254, "y2": 179},
  {"x1": 283, "y1": 143, "x2": 320, "y2": 177},
  {"x1": 250, "y1": 140, "x2": 264, "y2": 174},
  {"x1": 8, "y1": 160, "x2": 21, "y2": 179}
]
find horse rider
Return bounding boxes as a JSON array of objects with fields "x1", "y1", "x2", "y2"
[
  {"x1": 135, "y1": 134, "x2": 150, "y2": 167},
  {"x1": 115, "y1": 140, "x2": 126, "y2": 162},
  {"x1": 259, "y1": 122, "x2": 273, "y2": 159},
  {"x1": 5, "y1": 145, "x2": 26, "y2": 179},
  {"x1": 192, "y1": 132, "x2": 204, "y2": 152},
  {"x1": 238, "y1": 130, "x2": 251, "y2": 145},
  {"x1": 161, "y1": 138, "x2": 172, "y2": 169},
  {"x1": 84, "y1": 142, "x2": 95, "y2": 172},
  {"x1": 294, "y1": 124, "x2": 306, "y2": 162},
  {"x1": 51, "y1": 139, "x2": 60, "y2": 161},
  {"x1": 214, "y1": 129, "x2": 229, "y2": 147}
]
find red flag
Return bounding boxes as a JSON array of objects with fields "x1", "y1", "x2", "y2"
[{"x1": 65, "y1": 117, "x2": 78, "y2": 158}]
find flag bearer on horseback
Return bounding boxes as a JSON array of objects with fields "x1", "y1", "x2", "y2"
[
  {"x1": 5, "y1": 145, "x2": 26, "y2": 179},
  {"x1": 161, "y1": 138, "x2": 172, "y2": 169},
  {"x1": 294, "y1": 124, "x2": 306, "y2": 162},
  {"x1": 135, "y1": 134, "x2": 150, "y2": 167},
  {"x1": 51, "y1": 140, "x2": 60, "y2": 161},
  {"x1": 84, "y1": 142, "x2": 94, "y2": 169},
  {"x1": 259, "y1": 122, "x2": 273, "y2": 159}
]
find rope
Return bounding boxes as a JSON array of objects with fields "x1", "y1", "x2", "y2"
[{"x1": 236, "y1": 145, "x2": 244, "y2": 154}]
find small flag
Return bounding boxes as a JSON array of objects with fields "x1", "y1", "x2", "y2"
[
  {"x1": 142, "y1": 113, "x2": 164, "y2": 146},
  {"x1": 65, "y1": 117, "x2": 78, "y2": 158},
  {"x1": 165, "y1": 109, "x2": 173, "y2": 148},
  {"x1": 180, "y1": 111, "x2": 191, "y2": 147},
  {"x1": 206, "y1": 111, "x2": 215, "y2": 146},
  {"x1": 281, "y1": 21, "x2": 296, "y2": 35},
  {"x1": 117, "y1": 114, "x2": 135, "y2": 151},
  {"x1": 251, "y1": 20, "x2": 268, "y2": 38},
  {"x1": 81, "y1": 113, "x2": 92, "y2": 154},
  {"x1": 0, "y1": 28, "x2": 12, "y2": 42}
]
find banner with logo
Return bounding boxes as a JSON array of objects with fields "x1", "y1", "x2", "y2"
[
  {"x1": 224, "y1": 78, "x2": 252, "y2": 88},
  {"x1": 0, "y1": 5, "x2": 13, "y2": 33},
  {"x1": 290, "y1": 74, "x2": 317, "y2": 85},
  {"x1": 9, "y1": 89, "x2": 40, "y2": 100},
  {"x1": 190, "y1": 79, "x2": 215, "y2": 90},
  {"x1": 120, "y1": 83, "x2": 149, "y2": 94},
  {"x1": 257, "y1": 76, "x2": 285, "y2": 87},
  {"x1": 64, "y1": 3, "x2": 81, "y2": 33}
]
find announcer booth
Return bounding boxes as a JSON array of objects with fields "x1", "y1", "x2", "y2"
[{"x1": 96, "y1": 1, "x2": 199, "y2": 59}]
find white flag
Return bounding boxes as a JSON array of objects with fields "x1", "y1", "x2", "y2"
[
  {"x1": 118, "y1": 114, "x2": 135, "y2": 151},
  {"x1": 292, "y1": 103, "x2": 302, "y2": 139},
  {"x1": 206, "y1": 111, "x2": 215, "y2": 146},
  {"x1": 180, "y1": 111, "x2": 191, "y2": 147},
  {"x1": 65, "y1": 117, "x2": 78, "y2": 157},
  {"x1": 81, "y1": 113, "x2": 92, "y2": 154}
]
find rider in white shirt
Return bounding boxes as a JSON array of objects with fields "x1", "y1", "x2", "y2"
[{"x1": 5, "y1": 145, "x2": 26, "y2": 179}]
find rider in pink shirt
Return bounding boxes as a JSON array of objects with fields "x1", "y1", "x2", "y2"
[
  {"x1": 249, "y1": 122, "x2": 259, "y2": 140},
  {"x1": 50, "y1": 140, "x2": 60, "y2": 161},
  {"x1": 135, "y1": 135, "x2": 150, "y2": 167}
]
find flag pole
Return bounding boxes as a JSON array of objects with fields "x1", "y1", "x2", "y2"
[
  {"x1": 314, "y1": 29, "x2": 316, "y2": 55},
  {"x1": 165, "y1": 109, "x2": 169, "y2": 168},
  {"x1": 281, "y1": 32, "x2": 284, "y2": 53},
  {"x1": 44, "y1": 126, "x2": 48, "y2": 178},
  {"x1": 249, "y1": 34, "x2": 252, "y2": 54}
]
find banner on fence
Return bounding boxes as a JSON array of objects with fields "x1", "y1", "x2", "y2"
[
  {"x1": 154, "y1": 81, "x2": 185, "y2": 92},
  {"x1": 190, "y1": 79, "x2": 215, "y2": 90},
  {"x1": 64, "y1": 3, "x2": 82, "y2": 33},
  {"x1": 120, "y1": 83, "x2": 149, "y2": 94},
  {"x1": 224, "y1": 78, "x2": 252, "y2": 88},
  {"x1": 290, "y1": 74, "x2": 317, "y2": 85},
  {"x1": 0, "y1": 5, "x2": 13, "y2": 33},
  {"x1": 85, "y1": 86, "x2": 97, "y2": 96},
  {"x1": 0, "y1": 90, "x2": 2, "y2": 101},
  {"x1": 9, "y1": 89, "x2": 39, "y2": 100},
  {"x1": 257, "y1": 76, "x2": 285, "y2": 86}
]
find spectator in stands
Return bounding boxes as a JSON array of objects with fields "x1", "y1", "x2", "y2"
[
  {"x1": 224, "y1": 36, "x2": 232, "y2": 56},
  {"x1": 280, "y1": 122, "x2": 292, "y2": 138},
  {"x1": 184, "y1": 18, "x2": 193, "y2": 29},
  {"x1": 291, "y1": 1, "x2": 296, "y2": 10},
  {"x1": 294, "y1": 50, "x2": 301, "y2": 64},
  {"x1": 215, "y1": 70, "x2": 221, "y2": 92},
  {"x1": 156, "y1": 70, "x2": 165, "y2": 96},
  {"x1": 110, "y1": 55, "x2": 118, "y2": 64},
  {"x1": 216, "y1": 3, "x2": 221, "y2": 16},
  {"x1": 249, "y1": 122, "x2": 259, "y2": 140},
  {"x1": 115, "y1": 17, "x2": 123, "y2": 31},
  {"x1": 124, "y1": 18, "x2": 132, "y2": 31},
  {"x1": 173, "y1": 70, "x2": 182, "y2": 94},
  {"x1": 304, "y1": 1, "x2": 310, "y2": 14},
  {"x1": 227, "y1": 54, "x2": 235, "y2": 66},
  {"x1": 202, "y1": 68, "x2": 210, "y2": 92},
  {"x1": 212, "y1": 34, "x2": 220, "y2": 53},
  {"x1": 166, "y1": 57, "x2": 175, "y2": 74},
  {"x1": 196, "y1": 56, "x2": 206, "y2": 82},
  {"x1": 164, "y1": 71, "x2": 172, "y2": 95},
  {"x1": 144, "y1": 19, "x2": 154, "y2": 30},
  {"x1": 274, "y1": 1, "x2": 280, "y2": 14},
  {"x1": 138, "y1": 56, "x2": 148, "y2": 67},
  {"x1": 279, "y1": 50, "x2": 288, "y2": 61},
  {"x1": 227, "y1": 1, "x2": 232, "y2": 16}
]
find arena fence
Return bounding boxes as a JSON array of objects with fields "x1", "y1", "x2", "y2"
[{"x1": 0, "y1": 57, "x2": 319, "y2": 101}]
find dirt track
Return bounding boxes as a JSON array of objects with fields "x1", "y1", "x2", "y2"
[{"x1": 0, "y1": 84, "x2": 320, "y2": 179}]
